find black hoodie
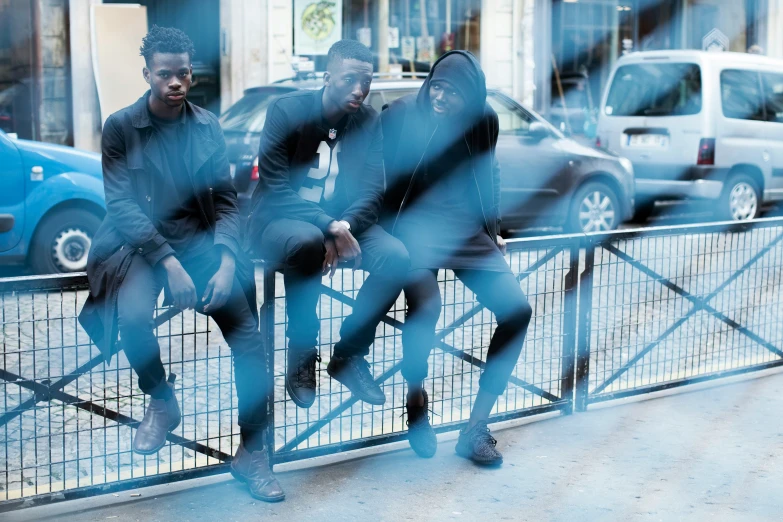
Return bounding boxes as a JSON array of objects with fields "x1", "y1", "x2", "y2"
[{"x1": 380, "y1": 50, "x2": 501, "y2": 241}]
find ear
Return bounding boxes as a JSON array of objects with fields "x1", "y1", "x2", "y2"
[
  {"x1": 143, "y1": 66, "x2": 151, "y2": 85},
  {"x1": 323, "y1": 71, "x2": 331, "y2": 87}
]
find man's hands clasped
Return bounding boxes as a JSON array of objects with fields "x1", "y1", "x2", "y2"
[{"x1": 324, "y1": 220, "x2": 362, "y2": 277}]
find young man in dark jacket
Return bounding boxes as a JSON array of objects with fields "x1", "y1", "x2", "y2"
[
  {"x1": 247, "y1": 40, "x2": 409, "y2": 408},
  {"x1": 381, "y1": 51, "x2": 533, "y2": 466},
  {"x1": 79, "y1": 27, "x2": 283, "y2": 502}
]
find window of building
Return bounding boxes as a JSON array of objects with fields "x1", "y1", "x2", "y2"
[{"x1": 341, "y1": 0, "x2": 482, "y2": 75}]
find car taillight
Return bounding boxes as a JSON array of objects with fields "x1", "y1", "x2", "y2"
[
  {"x1": 697, "y1": 138, "x2": 715, "y2": 165},
  {"x1": 250, "y1": 157, "x2": 259, "y2": 180},
  {"x1": 596, "y1": 136, "x2": 602, "y2": 149}
]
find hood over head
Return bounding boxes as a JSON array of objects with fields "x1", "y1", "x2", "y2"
[{"x1": 416, "y1": 50, "x2": 487, "y2": 124}]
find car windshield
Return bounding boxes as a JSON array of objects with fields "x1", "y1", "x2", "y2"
[
  {"x1": 604, "y1": 63, "x2": 702, "y2": 117},
  {"x1": 219, "y1": 90, "x2": 287, "y2": 133}
]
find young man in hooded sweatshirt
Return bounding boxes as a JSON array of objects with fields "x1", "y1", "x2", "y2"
[
  {"x1": 381, "y1": 51, "x2": 534, "y2": 466},
  {"x1": 247, "y1": 40, "x2": 409, "y2": 409}
]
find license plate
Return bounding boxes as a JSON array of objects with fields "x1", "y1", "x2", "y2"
[
  {"x1": 628, "y1": 134, "x2": 668, "y2": 148},
  {"x1": 229, "y1": 163, "x2": 236, "y2": 179}
]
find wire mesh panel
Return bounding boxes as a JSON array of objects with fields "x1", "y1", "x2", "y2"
[
  {"x1": 0, "y1": 276, "x2": 234, "y2": 504},
  {"x1": 270, "y1": 238, "x2": 578, "y2": 462},
  {"x1": 584, "y1": 221, "x2": 783, "y2": 403}
]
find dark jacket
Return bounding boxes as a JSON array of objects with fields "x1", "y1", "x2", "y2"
[
  {"x1": 380, "y1": 50, "x2": 501, "y2": 242},
  {"x1": 79, "y1": 93, "x2": 257, "y2": 362},
  {"x1": 247, "y1": 88, "x2": 384, "y2": 243}
]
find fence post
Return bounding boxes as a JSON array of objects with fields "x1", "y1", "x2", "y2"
[
  {"x1": 260, "y1": 264, "x2": 277, "y2": 463},
  {"x1": 575, "y1": 238, "x2": 595, "y2": 412},
  {"x1": 559, "y1": 238, "x2": 581, "y2": 415}
]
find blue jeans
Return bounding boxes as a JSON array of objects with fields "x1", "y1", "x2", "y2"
[{"x1": 401, "y1": 268, "x2": 533, "y2": 396}]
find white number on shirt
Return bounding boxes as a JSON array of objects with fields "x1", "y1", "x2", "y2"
[{"x1": 298, "y1": 141, "x2": 341, "y2": 203}]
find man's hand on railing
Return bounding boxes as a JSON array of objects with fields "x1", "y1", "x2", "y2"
[
  {"x1": 161, "y1": 255, "x2": 197, "y2": 310},
  {"x1": 328, "y1": 220, "x2": 362, "y2": 270},
  {"x1": 323, "y1": 238, "x2": 339, "y2": 278},
  {"x1": 202, "y1": 248, "x2": 236, "y2": 313},
  {"x1": 496, "y1": 235, "x2": 507, "y2": 255}
]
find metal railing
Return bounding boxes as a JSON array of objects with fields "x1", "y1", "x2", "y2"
[{"x1": 2, "y1": 217, "x2": 783, "y2": 511}]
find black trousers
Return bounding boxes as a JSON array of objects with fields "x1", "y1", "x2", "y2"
[
  {"x1": 117, "y1": 250, "x2": 268, "y2": 431},
  {"x1": 401, "y1": 268, "x2": 533, "y2": 396},
  {"x1": 258, "y1": 220, "x2": 409, "y2": 358}
]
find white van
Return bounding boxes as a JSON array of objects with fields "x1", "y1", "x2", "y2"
[{"x1": 596, "y1": 50, "x2": 783, "y2": 221}]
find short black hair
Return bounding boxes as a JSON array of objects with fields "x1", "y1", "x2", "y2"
[
  {"x1": 327, "y1": 39, "x2": 373, "y2": 70},
  {"x1": 140, "y1": 25, "x2": 196, "y2": 65}
]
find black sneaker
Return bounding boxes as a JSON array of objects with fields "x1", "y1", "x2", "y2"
[
  {"x1": 326, "y1": 356, "x2": 386, "y2": 405},
  {"x1": 406, "y1": 389, "x2": 437, "y2": 458},
  {"x1": 455, "y1": 421, "x2": 503, "y2": 466},
  {"x1": 286, "y1": 349, "x2": 320, "y2": 408}
]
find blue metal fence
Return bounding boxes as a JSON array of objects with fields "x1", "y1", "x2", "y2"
[{"x1": 2, "y1": 218, "x2": 783, "y2": 511}]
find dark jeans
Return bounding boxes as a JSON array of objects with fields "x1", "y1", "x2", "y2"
[
  {"x1": 258, "y1": 220, "x2": 409, "y2": 358},
  {"x1": 117, "y1": 250, "x2": 268, "y2": 432},
  {"x1": 402, "y1": 268, "x2": 533, "y2": 396}
]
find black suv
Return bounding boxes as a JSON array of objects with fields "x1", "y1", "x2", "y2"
[{"x1": 219, "y1": 77, "x2": 635, "y2": 233}]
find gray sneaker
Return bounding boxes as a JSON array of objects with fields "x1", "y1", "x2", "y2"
[{"x1": 455, "y1": 421, "x2": 502, "y2": 466}]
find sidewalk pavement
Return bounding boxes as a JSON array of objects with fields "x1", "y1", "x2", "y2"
[{"x1": 7, "y1": 371, "x2": 783, "y2": 522}]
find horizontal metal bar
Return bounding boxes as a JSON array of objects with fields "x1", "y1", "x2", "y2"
[
  {"x1": 273, "y1": 402, "x2": 569, "y2": 464},
  {"x1": 587, "y1": 359, "x2": 783, "y2": 404},
  {"x1": 585, "y1": 216, "x2": 783, "y2": 244},
  {"x1": 0, "y1": 273, "x2": 88, "y2": 293},
  {"x1": 0, "y1": 463, "x2": 230, "y2": 514}
]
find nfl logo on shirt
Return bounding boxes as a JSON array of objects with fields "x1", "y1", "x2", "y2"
[{"x1": 329, "y1": 128, "x2": 337, "y2": 140}]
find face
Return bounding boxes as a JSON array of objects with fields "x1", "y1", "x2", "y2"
[
  {"x1": 429, "y1": 80, "x2": 467, "y2": 120},
  {"x1": 324, "y1": 58, "x2": 373, "y2": 114},
  {"x1": 143, "y1": 52, "x2": 192, "y2": 107}
]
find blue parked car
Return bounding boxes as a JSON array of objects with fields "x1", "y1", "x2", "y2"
[{"x1": 0, "y1": 129, "x2": 105, "y2": 273}]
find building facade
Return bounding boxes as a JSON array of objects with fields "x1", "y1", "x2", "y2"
[{"x1": 0, "y1": 0, "x2": 781, "y2": 151}]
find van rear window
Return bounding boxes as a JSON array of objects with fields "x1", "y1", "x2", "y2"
[{"x1": 604, "y1": 63, "x2": 702, "y2": 117}]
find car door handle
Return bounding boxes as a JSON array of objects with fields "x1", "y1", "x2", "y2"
[{"x1": 0, "y1": 214, "x2": 15, "y2": 233}]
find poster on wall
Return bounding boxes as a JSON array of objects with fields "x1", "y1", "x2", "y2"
[
  {"x1": 401, "y1": 36, "x2": 416, "y2": 61},
  {"x1": 294, "y1": 0, "x2": 343, "y2": 55},
  {"x1": 416, "y1": 36, "x2": 436, "y2": 63},
  {"x1": 357, "y1": 27, "x2": 372, "y2": 48},
  {"x1": 388, "y1": 27, "x2": 400, "y2": 49}
]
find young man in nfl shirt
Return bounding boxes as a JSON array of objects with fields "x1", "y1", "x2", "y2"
[{"x1": 247, "y1": 40, "x2": 409, "y2": 409}]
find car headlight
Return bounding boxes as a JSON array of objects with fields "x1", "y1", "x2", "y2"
[{"x1": 618, "y1": 156, "x2": 633, "y2": 175}]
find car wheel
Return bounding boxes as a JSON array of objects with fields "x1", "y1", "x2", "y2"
[
  {"x1": 567, "y1": 181, "x2": 621, "y2": 233},
  {"x1": 30, "y1": 209, "x2": 102, "y2": 274},
  {"x1": 718, "y1": 174, "x2": 760, "y2": 222}
]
